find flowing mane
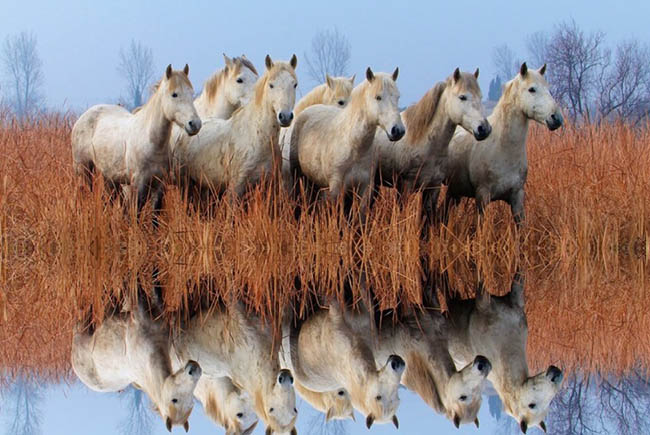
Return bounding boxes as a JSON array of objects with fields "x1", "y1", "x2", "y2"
[
  {"x1": 203, "y1": 390, "x2": 232, "y2": 429},
  {"x1": 402, "y1": 81, "x2": 446, "y2": 144},
  {"x1": 294, "y1": 85, "x2": 328, "y2": 115}
]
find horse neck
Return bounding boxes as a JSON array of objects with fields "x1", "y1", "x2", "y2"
[
  {"x1": 195, "y1": 81, "x2": 236, "y2": 119},
  {"x1": 490, "y1": 91, "x2": 529, "y2": 156},
  {"x1": 490, "y1": 348, "x2": 529, "y2": 406},
  {"x1": 138, "y1": 91, "x2": 174, "y2": 149},
  {"x1": 237, "y1": 87, "x2": 280, "y2": 145},
  {"x1": 420, "y1": 91, "x2": 458, "y2": 156},
  {"x1": 294, "y1": 85, "x2": 326, "y2": 115},
  {"x1": 341, "y1": 89, "x2": 377, "y2": 154},
  {"x1": 136, "y1": 346, "x2": 173, "y2": 408}
]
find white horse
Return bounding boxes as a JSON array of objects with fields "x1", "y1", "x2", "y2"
[
  {"x1": 373, "y1": 68, "x2": 490, "y2": 223},
  {"x1": 193, "y1": 375, "x2": 259, "y2": 435},
  {"x1": 446, "y1": 272, "x2": 564, "y2": 433},
  {"x1": 285, "y1": 303, "x2": 405, "y2": 428},
  {"x1": 443, "y1": 63, "x2": 563, "y2": 225},
  {"x1": 72, "y1": 64, "x2": 201, "y2": 214},
  {"x1": 280, "y1": 75, "x2": 355, "y2": 180},
  {"x1": 172, "y1": 55, "x2": 297, "y2": 197},
  {"x1": 172, "y1": 303, "x2": 298, "y2": 434},
  {"x1": 193, "y1": 54, "x2": 258, "y2": 120},
  {"x1": 289, "y1": 67, "x2": 404, "y2": 212},
  {"x1": 71, "y1": 296, "x2": 202, "y2": 432}
]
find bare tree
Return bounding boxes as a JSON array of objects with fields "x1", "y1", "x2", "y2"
[
  {"x1": 118, "y1": 386, "x2": 154, "y2": 435},
  {"x1": 544, "y1": 20, "x2": 610, "y2": 122},
  {"x1": 492, "y1": 44, "x2": 521, "y2": 83},
  {"x1": 2, "y1": 376, "x2": 44, "y2": 435},
  {"x1": 306, "y1": 412, "x2": 349, "y2": 435},
  {"x1": 117, "y1": 40, "x2": 155, "y2": 110},
  {"x1": 1, "y1": 31, "x2": 44, "y2": 118},
  {"x1": 598, "y1": 40, "x2": 650, "y2": 123},
  {"x1": 525, "y1": 31, "x2": 550, "y2": 69},
  {"x1": 304, "y1": 28, "x2": 351, "y2": 85}
]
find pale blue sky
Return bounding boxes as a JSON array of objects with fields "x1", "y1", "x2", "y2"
[{"x1": 2, "y1": 0, "x2": 650, "y2": 111}]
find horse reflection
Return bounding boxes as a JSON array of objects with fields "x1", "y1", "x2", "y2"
[
  {"x1": 345, "y1": 305, "x2": 490, "y2": 428},
  {"x1": 285, "y1": 302, "x2": 405, "y2": 428},
  {"x1": 446, "y1": 271, "x2": 564, "y2": 433},
  {"x1": 71, "y1": 289, "x2": 202, "y2": 432},
  {"x1": 172, "y1": 301, "x2": 298, "y2": 434}
]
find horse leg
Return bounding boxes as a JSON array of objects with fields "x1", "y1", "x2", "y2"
[
  {"x1": 151, "y1": 179, "x2": 165, "y2": 229},
  {"x1": 440, "y1": 190, "x2": 459, "y2": 226},
  {"x1": 421, "y1": 186, "x2": 440, "y2": 232},
  {"x1": 509, "y1": 189, "x2": 526, "y2": 227},
  {"x1": 75, "y1": 161, "x2": 95, "y2": 192},
  {"x1": 475, "y1": 188, "x2": 491, "y2": 222}
]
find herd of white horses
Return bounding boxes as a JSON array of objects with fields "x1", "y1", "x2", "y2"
[
  {"x1": 71, "y1": 53, "x2": 563, "y2": 226},
  {"x1": 69, "y1": 53, "x2": 565, "y2": 434},
  {"x1": 71, "y1": 273, "x2": 563, "y2": 434}
]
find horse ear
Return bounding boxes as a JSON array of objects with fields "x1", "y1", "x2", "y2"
[
  {"x1": 392, "y1": 415, "x2": 399, "y2": 429},
  {"x1": 265, "y1": 427, "x2": 273, "y2": 435},
  {"x1": 326, "y1": 407, "x2": 335, "y2": 421},
  {"x1": 365, "y1": 414, "x2": 375, "y2": 429},
  {"x1": 520, "y1": 419, "x2": 528, "y2": 433},
  {"x1": 184, "y1": 420, "x2": 189, "y2": 432},
  {"x1": 166, "y1": 417, "x2": 172, "y2": 432},
  {"x1": 520, "y1": 62, "x2": 528, "y2": 77},
  {"x1": 539, "y1": 63, "x2": 547, "y2": 76},
  {"x1": 366, "y1": 67, "x2": 375, "y2": 83},
  {"x1": 183, "y1": 64, "x2": 189, "y2": 76},
  {"x1": 326, "y1": 74, "x2": 334, "y2": 89},
  {"x1": 453, "y1": 67, "x2": 461, "y2": 83},
  {"x1": 392, "y1": 67, "x2": 399, "y2": 82},
  {"x1": 290, "y1": 54, "x2": 298, "y2": 70},
  {"x1": 223, "y1": 53, "x2": 233, "y2": 67},
  {"x1": 290, "y1": 428, "x2": 297, "y2": 435},
  {"x1": 132, "y1": 382, "x2": 143, "y2": 390},
  {"x1": 350, "y1": 411, "x2": 356, "y2": 421},
  {"x1": 540, "y1": 421, "x2": 547, "y2": 433},
  {"x1": 166, "y1": 64, "x2": 173, "y2": 80},
  {"x1": 474, "y1": 418, "x2": 479, "y2": 428},
  {"x1": 474, "y1": 68, "x2": 480, "y2": 79},
  {"x1": 265, "y1": 55, "x2": 274, "y2": 70},
  {"x1": 453, "y1": 414, "x2": 460, "y2": 428},
  {"x1": 349, "y1": 74, "x2": 356, "y2": 85}
]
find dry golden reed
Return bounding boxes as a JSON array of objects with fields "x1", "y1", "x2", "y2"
[{"x1": 0, "y1": 114, "x2": 648, "y2": 382}]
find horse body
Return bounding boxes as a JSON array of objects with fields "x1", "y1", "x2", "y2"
[
  {"x1": 71, "y1": 297, "x2": 202, "y2": 432},
  {"x1": 172, "y1": 55, "x2": 297, "y2": 196},
  {"x1": 289, "y1": 68, "x2": 404, "y2": 205},
  {"x1": 72, "y1": 65, "x2": 201, "y2": 211},
  {"x1": 373, "y1": 69, "x2": 490, "y2": 219},
  {"x1": 446, "y1": 273, "x2": 563, "y2": 433},
  {"x1": 285, "y1": 303, "x2": 405, "y2": 428},
  {"x1": 444, "y1": 63, "x2": 563, "y2": 224},
  {"x1": 172, "y1": 303, "x2": 298, "y2": 434},
  {"x1": 280, "y1": 75, "x2": 354, "y2": 179}
]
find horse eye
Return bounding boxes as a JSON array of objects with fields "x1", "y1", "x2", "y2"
[
  {"x1": 269, "y1": 407, "x2": 274, "y2": 413},
  {"x1": 459, "y1": 95, "x2": 467, "y2": 101},
  {"x1": 338, "y1": 100, "x2": 344, "y2": 106},
  {"x1": 528, "y1": 403, "x2": 536, "y2": 409},
  {"x1": 459, "y1": 395, "x2": 467, "y2": 401},
  {"x1": 236, "y1": 78, "x2": 243, "y2": 84},
  {"x1": 294, "y1": 83, "x2": 297, "y2": 89},
  {"x1": 529, "y1": 87, "x2": 536, "y2": 93},
  {"x1": 375, "y1": 395, "x2": 382, "y2": 401},
  {"x1": 269, "y1": 84, "x2": 274, "y2": 89},
  {"x1": 338, "y1": 390, "x2": 345, "y2": 396},
  {"x1": 294, "y1": 408, "x2": 298, "y2": 413},
  {"x1": 236, "y1": 412, "x2": 244, "y2": 418},
  {"x1": 171, "y1": 398, "x2": 178, "y2": 404},
  {"x1": 171, "y1": 93, "x2": 178, "y2": 98},
  {"x1": 376, "y1": 95, "x2": 382, "y2": 101}
]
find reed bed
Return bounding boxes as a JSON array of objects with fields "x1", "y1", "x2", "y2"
[{"x1": 0, "y1": 114, "x2": 648, "y2": 382}]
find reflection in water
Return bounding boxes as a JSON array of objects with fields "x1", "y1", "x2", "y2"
[
  {"x1": 446, "y1": 272, "x2": 563, "y2": 432},
  {"x1": 118, "y1": 386, "x2": 154, "y2": 435},
  {"x1": 2, "y1": 375, "x2": 44, "y2": 435}
]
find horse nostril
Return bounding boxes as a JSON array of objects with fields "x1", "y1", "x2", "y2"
[
  {"x1": 289, "y1": 112, "x2": 294, "y2": 120},
  {"x1": 477, "y1": 124, "x2": 485, "y2": 134}
]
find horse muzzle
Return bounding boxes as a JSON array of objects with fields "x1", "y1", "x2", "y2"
[
  {"x1": 387, "y1": 124, "x2": 405, "y2": 142},
  {"x1": 278, "y1": 111, "x2": 294, "y2": 127},
  {"x1": 185, "y1": 119, "x2": 202, "y2": 136},
  {"x1": 545, "y1": 112, "x2": 563, "y2": 131},
  {"x1": 473, "y1": 120, "x2": 492, "y2": 141}
]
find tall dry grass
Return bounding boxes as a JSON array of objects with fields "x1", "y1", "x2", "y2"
[{"x1": 0, "y1": 114, "x2": 648, "y2": 382}]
